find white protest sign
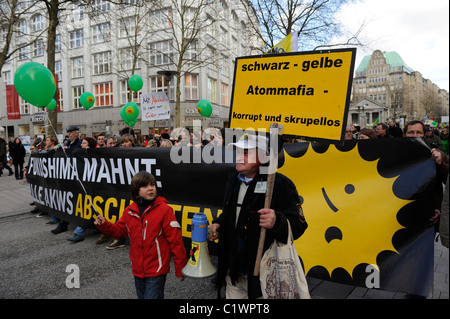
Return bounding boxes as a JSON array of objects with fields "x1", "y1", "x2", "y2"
[{"x1": 141, "y1": 92, "x2": 171, "y2": 121}]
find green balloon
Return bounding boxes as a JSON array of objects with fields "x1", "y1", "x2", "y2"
[
  {"x1": 120, "y1": 102, "x2": 140, "y2": 126},
  {"x1": 80, "y1": 92, "x2": 95, "y2": 109},
  {"x1": 127, "y1": 119, "x2": 137, "y2": 127},
  {"x1": 197, "y1": 99, "x2": 212, "y2": 117},
  {"x1": 14, "y1": 62, "x2": 56, "y2": 107},
  {"x1": 128, "y1": 74, "x2": 143, "y2": 92},
  {"x1": 46, "y1": 99, "x2": 57, "y2": 111}
]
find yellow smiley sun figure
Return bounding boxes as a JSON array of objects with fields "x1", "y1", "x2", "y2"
[{"x1": 278, "y1": 143, "x2": 412, "y2": 277}]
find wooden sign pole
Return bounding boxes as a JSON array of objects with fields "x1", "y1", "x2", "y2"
[{"x1": 253, "y1": 123, "x2": 283, "y2": 276}]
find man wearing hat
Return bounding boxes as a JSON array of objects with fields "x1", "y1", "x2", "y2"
[
  {"x1": 208, "y1": 133, "x2": 308, "y2": 298},
  {"x1": 66, "y1": 126, "x2": 82, "y2": 149}
]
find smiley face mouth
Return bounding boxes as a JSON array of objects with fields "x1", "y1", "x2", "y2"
[{"x1": 325, "y1": 226, "x2": 343, "y2": 243}]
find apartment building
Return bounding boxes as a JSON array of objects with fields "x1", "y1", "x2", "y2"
[
  {"x1": 349, "y1": 49, "x2": 449, "y2": 127},
  {"x1": 0, "y1": 0, "x2": 260, "y2": 139}
]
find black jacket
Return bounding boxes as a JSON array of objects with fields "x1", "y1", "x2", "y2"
[
  {"x1": 67, "y1": 138, "x2": 82, "y2": 149},
  {"x1": 213, "y1": 171, "x2": 307, "y2": 298},
  {"x1": 11, "y1": 143, "x2": 26, "y2": 165}
]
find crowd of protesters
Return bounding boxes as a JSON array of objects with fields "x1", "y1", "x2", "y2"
[
  {"x1": 2, "y1": 118, "x2": 448, "y2": 299},
  {"x1": 344, "y1": 120, "x2": 449, "y2": 154},
  {"x1": 6, "y1": 120, "x2": 449, "y2": 249}
]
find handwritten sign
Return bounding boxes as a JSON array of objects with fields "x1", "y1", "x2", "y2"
[
  {"x1": 229, "y1": 49, "x2": 356, "y2": 142},
  {"x1": 141, "y1": 92, "x2": 170, "y2": 121}
]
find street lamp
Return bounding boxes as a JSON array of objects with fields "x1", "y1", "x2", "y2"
[{"x1": 157, "y1": 70, "x2": 179, "y2": 133}]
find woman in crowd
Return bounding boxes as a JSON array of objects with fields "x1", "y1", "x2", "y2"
[
  {"x1": 81, "y1": 137, "x2": 98, "y2": 149},
  {"x1": 10, "y1": 137, "x2": 26, "y2": 180}
]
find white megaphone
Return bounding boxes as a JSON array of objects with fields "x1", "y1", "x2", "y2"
[{"x1": 182, "y1": 212, "x2": 217, "y2": 278}]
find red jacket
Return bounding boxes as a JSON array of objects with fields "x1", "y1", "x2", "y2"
[{"x1": 96, "y1": 196, "x2": 187, "y2": 278}]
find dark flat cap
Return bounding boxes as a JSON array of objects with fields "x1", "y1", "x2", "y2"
[{"x1": 67, "y1": 125, "x2": 79, "y2": 132}]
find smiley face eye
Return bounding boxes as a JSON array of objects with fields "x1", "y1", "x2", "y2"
[{"x1": 345, "y1": 184, "x2": 355, "y2": 194}]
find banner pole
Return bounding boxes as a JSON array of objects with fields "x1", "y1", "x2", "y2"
[{"x1": 253, "y1": 123, "x2": 283, "y2": 276}]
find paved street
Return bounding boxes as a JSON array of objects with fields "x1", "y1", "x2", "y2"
[{"x1": 0, "y1": 163, "x2": 448, "y2": 300}]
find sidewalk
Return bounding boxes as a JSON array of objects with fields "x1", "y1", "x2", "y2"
[
  {"x1": 0, "y1": 168, "x2": 448, "y2": 299},
  {"x1": 0, "y1": 168, "x2": 32, "y2": 219}
]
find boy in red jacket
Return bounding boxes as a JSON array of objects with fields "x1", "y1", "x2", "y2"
[{"x1": 94, "y1": 171, "x2": 187, "y2": 299}]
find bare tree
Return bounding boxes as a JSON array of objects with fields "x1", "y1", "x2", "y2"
[
  {"x1": 0, "y1": 0, "x2": 46, "y2": 73},
  {"x1": 95, "y1": 0, "x2": 157, "y2": 77},
  {"x1": 40, "y1": 0, "x2": 91, "y2": 136},
  {"x1": 421, "y1": 85, "x2": 440, "y2": 119},
  {"x1": 241, "y1": 0, "x2": 365, "y2": 52},
  {"x1": 149, "y1": 0, "x2": 216, "y2": 128}
]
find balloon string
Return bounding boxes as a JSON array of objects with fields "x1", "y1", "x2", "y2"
[{"x1": 41, "y1": 111, "x2": 101, "y2": 216}]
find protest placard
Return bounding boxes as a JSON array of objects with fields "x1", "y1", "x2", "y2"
[
  {"x1": 229, "y1": 48, "x2": 356, "y2": 142},
  {"x1": 141, "y1": 92, "x2": 171, "y2": 121}
]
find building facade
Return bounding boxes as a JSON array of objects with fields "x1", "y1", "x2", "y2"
[
  {"x1": 0, "y1": 0, "x2": 260, "y2": 139},
  {"x1": 349, "y1": 49, "x2": 449, "y2": 127}
]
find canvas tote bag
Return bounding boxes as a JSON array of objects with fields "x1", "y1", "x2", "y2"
[{"x1": 259, "y1": 221, "x2": 310, "y2": 299}]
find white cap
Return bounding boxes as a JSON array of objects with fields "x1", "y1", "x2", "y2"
[{"x1": 226, "y1": 133, "x2": 268, "y2": 153}]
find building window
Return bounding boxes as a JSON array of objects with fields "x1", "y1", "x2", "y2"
[
  {"x1": 1, "y1": 23, "x2": 8, "y2": 42},
  {"x1": 150, "y1": 8, "x2": 173, "y2": 29},
  {"x1": 92, "y1": 0, "x2": 110, "y2": 14},
  {"x1": 220, "y1": 26, "x2": 228, "y2": 47},
  {"x1": 93, "y1": 51, "x2": 111, "y2": 75},
  {"x1": 206, "y1": 46, "x2": 216, "y2": 70},
  {"x1": 33, "y1": 39, "x2": 44, "y2": 57},
  {"x1": 185, "y1": 39, "x2": 197, "y2": 62},
  {"x1": 19, "y1": 97, "x2": 30, "y2": 114},
  {"x1": 149, "y1": 40, "x2": 173, "y2": 65},
  {"x1": 185, "y1": 74, "x2": 198, "y2": 100},
  {"x1": 70, "y1": 29, "x2": 84, "y2": 48},
  {"x1": 3, "y1": 71, "x2": 12, "y2": 85},
  {"x1": 55, "y1": 34, "x2": 61, "y2": 52},
  {"x1": 119, "y1": 16, "x2": 139, "y2": 38},
  {"x1": 221, "y1": 82, "x2": 228, "y2": 105},
  {"x1": 19, "y1": 44, "x2": 28, "y2": 60},
  {"x1": 121, "y1": 0, "x2": 141, "y2": 6},
  {"x1": 73, "y1": 85, "x2": 84, "y2": 109},
  {"x1": 119, "y1": 47, "x2": 137, "y2": 71},
  {"x1": 17, "y1": 0, "x2": 28, "y2": 10},
  {"x1": 55, "y1": 61, "x2": 62, "y2": 81},
  {"x1": 120, "y1": 79, "x2": 141, "y2": 104},
  {"x1": 150, "y1": 75, "x2": 174, "y2": 99},
  {"x1": 71, "y1": 56, "x2": 83, "y2": 78},
  {"x1": 71, "y1": 3, "x2": 84, "y2": 20},
  {"x1": 207, "y1": 77, "x2": 217, "y2": 103},
  {"x1": 231, "y1": 36, "x2": 238, "y2": 57},
  {"x1": 94, "y1": 82, "x2": 113, "y2": 107},
  {"x1": 220, "y1": 55, "x2": 229, "y2": 76},
  {"x1": 58, "y1": 88, "x2": 64, "y2": 111},
  {"x1": 205, "y1": 15, "x2": 215, "y2": 37},
  {"x1": 92, "y1": 22, "x2": 110, "y2": 44},
  {"x1": 32, "y1": 14, "x2": 44, "y2": 32},
  {"x1": 18, "y1": 20, "x2": 27, "y2": 35}
]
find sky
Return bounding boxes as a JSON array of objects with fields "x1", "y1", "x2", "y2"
[{"x1": 334, "y1": 0, "x2": 449, "y2": 91}]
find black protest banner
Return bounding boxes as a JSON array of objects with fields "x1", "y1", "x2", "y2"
[
  {"x1": 26, "y1": 147, "x2": 234, "y2": 237},
  {"x1": 27, "y1": 138, "x2": 437, "y2": 295}
]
